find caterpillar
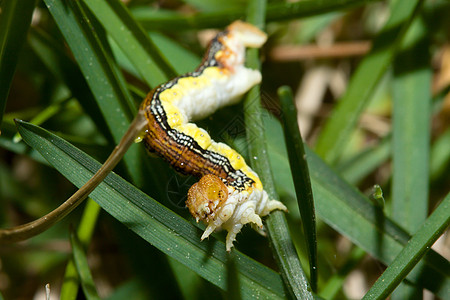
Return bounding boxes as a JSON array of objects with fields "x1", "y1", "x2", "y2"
[
  {"x1": 139, "y1": 21, "x2": 287, "y2": 251},
  {"x1": 0, "y1": 21, "x2": 286, "y2": 251}
]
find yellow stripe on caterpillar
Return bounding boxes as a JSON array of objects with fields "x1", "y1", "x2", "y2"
[{"x1": 175, "y1": 123, "x2": 212, "y2": 150}]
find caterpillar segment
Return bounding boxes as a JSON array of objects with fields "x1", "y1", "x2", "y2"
[{"x1": 140, "y1": 21, "x2": 287, "y2": 251}]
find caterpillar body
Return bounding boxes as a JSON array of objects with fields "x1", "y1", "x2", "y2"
[{"x1": 140, "y1": 21, "x2": 287, "y2": 251}]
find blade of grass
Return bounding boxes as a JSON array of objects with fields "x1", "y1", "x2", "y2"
[
  {"x1": 15, "y1": 120, "x2": 286, "y2": 299},
  {"x1": 166, "y1": 257, "x2": 205, "y2": 299},
  {"x1": 244, "y1": 1, "x2": 312, "y2": 299},
  {"x1": 319, "y1": 247, "x2": 366, "y2": 299},
  {"x1": 315, "y1": 0, "x2": 424, "y2": 165},
  {"x1": 12, "y1": 96, "x2": 71, "y2": 143},
  {"x1": 28, "y1": 28, "x2": 112, "y2": 141},
  {"x1": 226, "y1": 252, "x2": 242, "y2": 300},
  {"x1": 0, "y1": 121, "x2": 47, "y2": 165},
  {"x1": 430, "y1": 126, "x2": 450, "y2": 181},
  {"x1": 61, "y1": 199, "x2": 101, "y2": 300},
  {"x1": 44, "y1": 0, "x2": 142, "y2": 184},
  {"x1": 362, "y1": 193, "x2": 450, "y2": 299},
  {"x1": 113, "y1": 223, "x2": 184, "y2": 299},
  {"x1": 264, "y1": 116, "x2": 450, "y2": 297},
  {"x1": 70, "y1": 227, "x2": 101, "y2": 300},
  {"x1": 183, "y1": 0, "x2": 245, "y2": 12},
  {"x1": 392, "y1": 7, "x2": 430, "y2": 235},
  {"x1": 278, "y1": 86, "x2": 318, "y2": 292},
  {"x1": 133, "y1": 0, "x2": 382, "y2": 31},
  {"x1": 148, "y1": 32, "x2": 201, "y2": 74},
  {"x1": 81, "y1": 0, "x2": 176, "y2": 87},
  {"x1": 110, "y1": 32, "x2": 200, "y2": 80},
  {"x1": 106, "y1": 279, "x2": 151, "y2": 300},
  {"x1": 0, "y1": 0, "x2": 35, "y2": 125},
  {"x1": 391, "y1": 15, "x2": 431, "y2": 298},
  {"x1": 336, "y1": 135, "x2": 391, "y2": 185}
]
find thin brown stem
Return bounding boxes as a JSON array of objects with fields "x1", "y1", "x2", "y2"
[
  {"x1": 0, "y1": 110, "x2": 148, "y2": 243},
  {"x1": 269, "y1": 41, "x2": 371, "y2": 61}
]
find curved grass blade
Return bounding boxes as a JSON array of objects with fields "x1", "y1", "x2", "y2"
[
  {"x1": 244, "y1": 2, "x2": 312, "y2": 299},
  {"x1": 278, "y1": 86, "x2": 318, "y2": 292},
  {"x1": 264, "y1": 116, "x2": 450, "y2": 297},
  {"x1": 44, "y1": 0, "x2": 142, "y2": 184},
  {"x1": 315, "y1": 0, "x2": 424, "y2": 164},
  {"x1": 61, "y1": 199, "x2": 101, "y2": 300},
  {"x1": 0, "y1": 0, "x2": 35, "y2": 125},
  {"x1": 134, "y1": 0, "x2": 382, "y2": 31},
  {"x1": 81, "y1": 0, "x2": 176, "y2": 87},
  {"x1": 363, "y1": 193, "x2": 450, "y2": 299},
  {"x1": 16, "y1": 120, "x2": 286, "y2": 299},
  {"x1": 70, "y1": 227, "x2": 101, "y2": 300}
]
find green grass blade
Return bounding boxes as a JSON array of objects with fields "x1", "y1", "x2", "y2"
[
  {"x1": 113, "y1": 224, "x2": 185, "y2": 299},
  {"x1": 430, "y1": 127, "x2": 450, "y2": 180},
  {"x1": 148, "y1": 32, "x2": 201, "y2": 74},
  {"x1": 16, "y1": 120, "x2": 286, "y2": 299},
  {"x1": 391, "y1": 16, "x2": 431, "y2": 298},
  {"x1": 134, "y1": 0, "x2": 381, "y2": 31},
  {"x1": 81, "y1": 0, "x2": 176, "y2": 87},
  {"x1": 0, "y1": 0, "x2": 35, "y2": 125},
  {"x1": 70, "y1": 227, "x2": 101, "y2": 300},
  {"x1": 0, "y1": 121, "x2": 47, "y2": 165},
  {"x1": 265, "y1": 116, "x2": 450, "y2": 297},
  {"x1": 226, "y1": 252, "x2": 242, "y2": 300},
  {"x1": 315, "y1": 0, "x2": 424, "y2": 164},
  {"x1": 319, "y1": 247, "x2": 366, "y2": 299},
  {"x1": 12, "y1": 96, "x2": 71, "y2": 143},
  {"x1": 244, "y1": 2, "x2": 312, "y2": 299},
  {"x1": 28, "y1": 28, "x2": 112, "y2": 141},
  {"x1": 336, "y1": 135, "x2": 391, "y2": 185},
  {"x1": 392, "y1": 10, "x2": 430, "y2": 233},
  {"x1": 106, "y1": 279, "x2": 150, "y2": 300},
  {"x1": 110, "y1": 32, "x2": 200, "y2": 79},
  {"x1": 278, "y1": 86, "x2": 318, "y2": 292},
  {"x1": 44, "y1": 0, "x2": 142, "y2": 184},
  {"x1": 363, "y1": 193, "x2": 450, "y2": 299},
  {"x1": 61, "y1": 199, "x2": 101, "y2": 300}
]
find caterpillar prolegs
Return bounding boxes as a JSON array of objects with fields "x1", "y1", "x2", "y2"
[{"x1": 140, "y1": 21, "x2": 287, "y2": 251}]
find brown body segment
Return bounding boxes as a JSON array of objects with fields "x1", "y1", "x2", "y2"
[{"x1": 140, "y1": 96, "x2": 230, "y2": 181}]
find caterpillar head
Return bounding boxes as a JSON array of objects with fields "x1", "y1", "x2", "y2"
[
  {"x1": 186, "y1": 174, "x2": 228, "y2": 223},
  {"x1": 227, "y1": 20, "x2": 267, "y2": 48}
]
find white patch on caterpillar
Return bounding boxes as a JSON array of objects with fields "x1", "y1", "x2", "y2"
[
  {"x1": 174, "y1": 66, "x2": 262, "y2": 121},
  {"x1": 200, "y1": 188, "x2": 287, "y2": 252}
]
